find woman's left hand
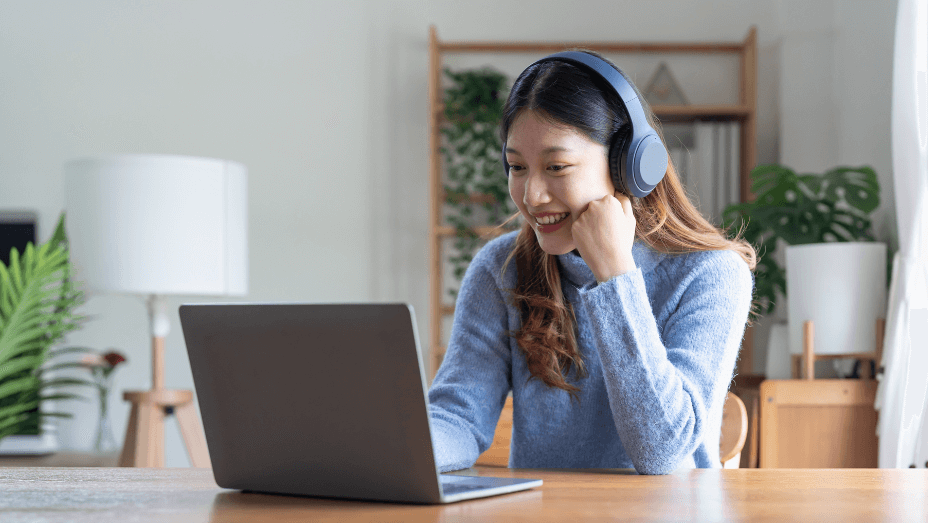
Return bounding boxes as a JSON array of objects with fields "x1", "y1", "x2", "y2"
[{"x1": 572, "y1": 191, "x2": 637, "y2": 283}]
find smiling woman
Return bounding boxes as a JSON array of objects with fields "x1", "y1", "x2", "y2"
[
  {"x1": 427, "y1": 50, "x2": 758, "y2": 475},
  {"x1": 504, "y1": 112, "x2": 620, "y2": 259}
]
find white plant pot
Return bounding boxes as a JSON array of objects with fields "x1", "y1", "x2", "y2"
[
  {"x1": 785, "y1": 242, "x2": 887, "y2": 356},
  {"x1": 0, "y1": 431, "x2": 59, "y2": 455}
]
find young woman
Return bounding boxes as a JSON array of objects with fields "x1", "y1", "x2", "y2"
[{"x1": 427, "y1": 50, "x2": 757, "y2": 475}]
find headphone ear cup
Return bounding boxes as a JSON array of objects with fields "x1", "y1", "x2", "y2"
[{"x1": 608, "y1": 127, "x2": 630, "y2": 193}]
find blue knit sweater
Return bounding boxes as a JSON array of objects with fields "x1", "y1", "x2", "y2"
[{"x1": 427, "y1": 231, "x2": 754, "y2": 475}]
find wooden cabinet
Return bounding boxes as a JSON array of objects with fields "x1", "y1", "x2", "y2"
[{"x1": 759, "y1": 379, "x2": 879, "y2": 468}]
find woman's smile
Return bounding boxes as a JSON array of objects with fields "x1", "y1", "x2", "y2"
[{"x1": 533, "y1": 211, "x2": 571, "y2": 233}]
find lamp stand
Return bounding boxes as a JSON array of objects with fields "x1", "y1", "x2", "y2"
[{"x1": 118, "y1": 296, "x2": 211, "y2": 468}]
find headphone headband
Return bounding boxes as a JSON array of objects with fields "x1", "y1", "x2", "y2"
[
  {"x1": 531, "y1": 52, "x2": 652, "y2": 136},
  {"x1": 502, "y1": 51, "x2": 668, "y2": 198}
]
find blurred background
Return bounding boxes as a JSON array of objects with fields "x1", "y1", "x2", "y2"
[{"x1": 0, "y1": 0, "x2": 897, "y2": 466}]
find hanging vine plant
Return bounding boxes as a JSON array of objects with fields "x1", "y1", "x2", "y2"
[{"x1": 440, "y1": 66, "x2": 518, "y2": 299}]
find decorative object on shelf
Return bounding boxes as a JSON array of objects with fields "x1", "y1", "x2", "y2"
[
  {"x1": 643, "y1": 62, "x2": 690, "y2": 106},
  {"x1": 722, "y1": 164, "x2": 884, "y2": 319},
  {"x1": 785, "y1": 243, "x2": 887, "y2": 378},
  {"x1": 440, "y1": 66, "x2": 518, "y2": 299},
  {"x1": 0, "y1": 214, "x2": 90, "y2": 454},
  {"x1": 80, "y1": 349, "x2": 127, "y2": 453},
  {"x1": 65, "y1": 154, "x2": 248, "y2": 468}
]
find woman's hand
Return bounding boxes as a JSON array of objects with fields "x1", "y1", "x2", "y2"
[{"x1": 572, "y1": 191, "x2": 637, "y2": 283}]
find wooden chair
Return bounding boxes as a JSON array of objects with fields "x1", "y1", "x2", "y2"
[
  {"x1": 720, "y1": 392, "x2": 748, "y2": 468},
  {"x1": 475, "y1": 396, "x2": 513, "y2": 467},
  {"x1": 475, "y1": 392, "x2": 749, "y2": 469},
  {"x1": 730, "y1": 374, "x2": 764, "y2": 468}
]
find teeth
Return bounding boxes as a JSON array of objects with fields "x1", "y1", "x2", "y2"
[{"x1": 535, "y1": 212, "x2": 569, "y2": 225}]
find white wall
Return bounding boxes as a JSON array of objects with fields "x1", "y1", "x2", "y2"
[{"x1": 0, "y1": 0, "x2": 897, "y2": 466}]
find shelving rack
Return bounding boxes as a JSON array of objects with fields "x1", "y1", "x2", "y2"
[{"x1": 428, "y1": 26, "x2": 758, "y2": 381}]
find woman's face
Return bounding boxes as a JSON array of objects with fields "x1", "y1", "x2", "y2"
[{"x1": 506, "y1": 110, "x2": 616, "y2": 255}]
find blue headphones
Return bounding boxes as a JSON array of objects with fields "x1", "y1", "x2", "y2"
[{"x1": 502, "y1": 51, "x2": 668, "y2": 198}]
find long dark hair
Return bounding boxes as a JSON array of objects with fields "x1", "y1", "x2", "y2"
[{"x1": 500, "y1": 50, "x2": 757, "y2": 397}]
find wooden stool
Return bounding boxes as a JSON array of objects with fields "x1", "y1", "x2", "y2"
[
  {"x1": 117, "y1": 335, "x2": 211, "y2": 468},
  {"x1": 790, "y1": 318, "x2": 885, "y2": 380},
  {"x1": 118, "y1": 389, "x2": 211, "y2": 468}
]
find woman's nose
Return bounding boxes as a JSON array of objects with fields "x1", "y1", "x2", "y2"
[{"x1": 523, "y1": 171, "x2": 551, "y2": 207}]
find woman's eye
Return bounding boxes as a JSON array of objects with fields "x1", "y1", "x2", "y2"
[
  {"x1": 549, "y1": 164, "x2": 568, "y2": 173},
  {"x1": 508, "y1": 164, "x2": 525, "y2": 175}
]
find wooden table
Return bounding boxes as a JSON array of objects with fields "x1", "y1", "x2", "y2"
[{"x1": 1, "y1": 466, "x2": 927, "y2": 522}]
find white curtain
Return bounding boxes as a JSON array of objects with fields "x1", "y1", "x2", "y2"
[{"x1": 875, "y1": 0, "x2": 928, "y2": 469}]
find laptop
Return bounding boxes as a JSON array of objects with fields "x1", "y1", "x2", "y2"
[{"x1": 179, "y1": 302, "x2": 542, "y2": 504}]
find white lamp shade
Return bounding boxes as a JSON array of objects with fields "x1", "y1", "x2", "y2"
[
  {"x1": 64, "y1": 154, "x2": 248, "y2": 296},
  {"x1": 785, "y1": 242, "x2": 887, "y2": 355}
]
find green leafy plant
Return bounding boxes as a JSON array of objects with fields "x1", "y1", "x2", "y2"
[
  {"x1": 440, "y1": 66, "x2": 518, "y2": 298},
  {"x1": 0, "y1": 214, "x2": 89, "y2": 443},
  {"x1": 722, "y1": 164, "x2": 882, "y2": 317}
]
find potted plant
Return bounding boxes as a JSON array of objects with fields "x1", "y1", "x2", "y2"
[
  {"x1": 722, "y1": 164, "x2": 885, "y2": 374},
  {"x1": 0, "y1": 214, "x2": 89, "y2": 452},
  {"x1": 722, "y1": 164, "x2": 883, "y2": 317}
]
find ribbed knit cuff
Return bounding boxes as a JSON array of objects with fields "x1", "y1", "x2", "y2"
[{"x1": 429, "y1": 415, "x2": 480, "y2": 473}]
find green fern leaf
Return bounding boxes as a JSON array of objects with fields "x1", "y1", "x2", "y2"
[
  {"x1": 0, "y1": 413, "x2": 30, "y2": 436},
  {"x1": 8, "y1": 249, "x2": 24, "y2": 296},
  {"x1": 39, "y1": 393, "x2": 89, "y2": 403},
  {"x1": 0, "y1": 340, "x2": 47, "y2": 367},
  {"x1": 0, "y1": 375, "x2": 40, "y2": 401},
  {"x1": 0, "y1": 354, "x2": 42, "y2": 379},
  {"x1": 0, "y1": 400, "x2": 40, "y2": 427},
  {"x1": 46, "y1": 346, "x2": 96, "y2": 359},
  {"x1": 39, "y1": 377, "x2": 94, "y2": 389},
  {"x1": 40, "y1": 361, "x2": 95, "y2": 373},
  {"x1": 0, "y1": 212, "x2": 85, "y2": 441}
]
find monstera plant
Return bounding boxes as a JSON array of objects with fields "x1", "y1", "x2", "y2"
[
  {"x1": 722, "y1": 164, "x2": 883, "y2": 319},
  {"x1": 0, "y1": 214, "x2": 88, "y2": 444}
]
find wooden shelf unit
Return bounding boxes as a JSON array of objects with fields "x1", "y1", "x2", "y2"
[{"x1": 428, "y1": 26, "x2": 759, "y2": 381}]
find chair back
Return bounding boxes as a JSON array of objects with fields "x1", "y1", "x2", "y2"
[
  {"x1": 720, "y1": 391, "x2": 748, "y2": 468},
  {"x1": 475, "y1": 396, "x2": 513, "y2": 467}
]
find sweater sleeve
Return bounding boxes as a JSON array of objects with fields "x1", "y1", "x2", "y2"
[
  {"x1": 577, "y1": 249, "x2": 753, "y2": 475},
  {"x1": 426, "y1": 241, "x2": 513, "y2": 473}
]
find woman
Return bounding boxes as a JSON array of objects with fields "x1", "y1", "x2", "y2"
[{"x1": 427, "y1": 50, "x2": 756, "y2": 475}]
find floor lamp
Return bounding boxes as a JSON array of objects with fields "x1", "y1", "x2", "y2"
[{"x1": 64, "y1": 154, "x2": 248, "y2": 467}]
